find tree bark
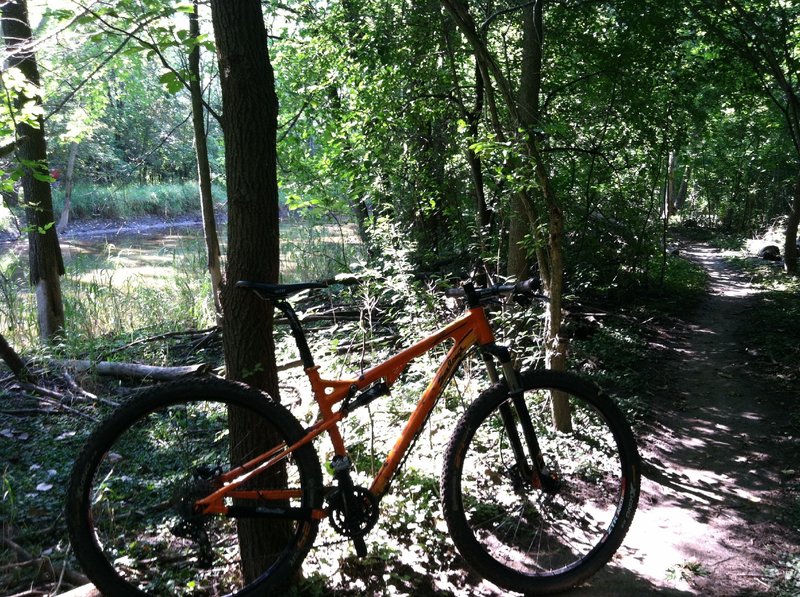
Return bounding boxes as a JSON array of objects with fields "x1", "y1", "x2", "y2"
[
  {"x1": 209, "y1": 0, "x2": 285, "y2": 582},
  {"x1": 1, "y1": 0, "x2": 65, "y2": 341},
  {"x1": 784, "y1": 169, "x2": 800, "y2": 275},
  {"x1": 188, "y1": 0, "x2": 224, "y2": 320},
  {"x1": 57, "y1": 140, "x2": 78, "y2": 233}
]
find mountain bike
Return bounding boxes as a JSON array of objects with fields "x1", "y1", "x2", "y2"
[{"x1": 66, "y1": 278, "x2": 640, "y2": 596}]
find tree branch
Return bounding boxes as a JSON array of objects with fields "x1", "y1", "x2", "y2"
[{"x1": 74, "y1": 1, "x2": 223, "y2": 124}]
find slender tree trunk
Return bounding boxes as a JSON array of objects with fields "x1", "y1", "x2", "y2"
[
  {"x1": 506, "y1": 0, "x2": 542, "y2": 281},
  {"x1": 507, "y1": 197, "x2": 529, "y2": 279},
  {"x1": 1, "y1": 0, "x2": 65, "y2": 341},
  {"x1": 665, "y1": 150, "x2": 678, "y2": 218},
  {"x1": 465, "y1": 59, "x2": 489, "y2": 234},
  {"x1": 56, "y1": 141, "x2": 78, "y2": 233},
  {"x1": 441, "y1": 15, "x2": 491, "y2": 257},
  {"x1": 210, "y1": 0, "x2": 284, "y2": 582},
  {"x1": 675, "y1": 165, "x2": 691, "y2": 212},
  {"x1": 518, "y1": 0, "x2": 569, "y2": 430},
  {"x1": 442, "y1": 0, "x2": 569, "y2": 430},
  {"x1": 784, "y1": 168, "x2": 800, "y2": 275},
  {"x1": 0, "y1": 331, "x2": 27, "y2": 379},
  {"x1": 189, "y1": 0, "x2": 224, "y2": 320}
]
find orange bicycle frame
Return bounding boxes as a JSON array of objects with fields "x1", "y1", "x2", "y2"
[{"x1": 196, "y1": 304, "x2": 497, "y2": 515}]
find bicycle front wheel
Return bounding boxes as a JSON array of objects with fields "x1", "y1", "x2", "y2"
[
  {"x1": 66, "y1": 378, "x2": 323, "y2": 596},
  {"x1": 442, "y1": 369, "x2": 640, "y2": 595}
]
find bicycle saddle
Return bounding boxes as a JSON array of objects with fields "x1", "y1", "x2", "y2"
[{"x1": 236, "y1": 280, "x2": 327, "y2": 300}]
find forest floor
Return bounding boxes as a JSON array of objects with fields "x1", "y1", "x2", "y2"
[{"x1": 566, "y1": 244, "x2": 800, "y2": 596}]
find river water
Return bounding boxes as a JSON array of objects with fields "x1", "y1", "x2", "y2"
[
  {"x1": 0, "y1": 216, "x2": 362, "y2": 285},
  {"x1": 0, "y1": 217, "x2": 209, "y2": 287}
]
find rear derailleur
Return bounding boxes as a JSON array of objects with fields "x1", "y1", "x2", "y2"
[{"x1": 170, "y1": 465, "x2": 221, "y2": 568}]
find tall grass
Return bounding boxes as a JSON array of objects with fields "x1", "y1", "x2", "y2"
[
  {"x1": 0, "y1": 220, "x2": 363, "y2": 355},
  {"x1": 280, "y1": 221, "x2": 363, "y2": 282},
  {"x1": 50, "y1": 181, "x2": 226, "y2": 221},
  {"x1": 0, "y1": 236, "x2": 217, "y2": 357}
]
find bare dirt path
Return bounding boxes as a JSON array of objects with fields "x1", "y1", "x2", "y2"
[{"x1": 565, "y1": 245, "x2": 800, "y2": 596}]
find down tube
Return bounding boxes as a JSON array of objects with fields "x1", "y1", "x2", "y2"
[{"x1": 369, "y1": 332, "x2": 476, "y2": 497}]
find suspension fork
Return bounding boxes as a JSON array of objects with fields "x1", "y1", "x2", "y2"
[{"x1": 481, "y1": 345, "x2": 558, "y2": 493}]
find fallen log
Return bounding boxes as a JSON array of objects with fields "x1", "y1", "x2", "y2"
[
  {"x1": 2, "y1": 537, "x2": 90, "y2": 589},
  {"x1": 58, "y1": 360, "x2": 210, "y2": 381},
  {"x1": 54, "y1": 584, "x2": 100, "y2": 597},
  {"x1": 0, "y1": 331, "x2": 28, "y2": 380}
]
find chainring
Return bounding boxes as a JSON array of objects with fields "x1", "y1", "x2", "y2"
[{"x1": 327, "y1": 486, "x2": 379, "y2": 538}]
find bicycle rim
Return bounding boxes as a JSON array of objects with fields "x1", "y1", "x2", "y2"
[
  {"x1": 444, "y1": 370, "x2": 639, "y2": 594},
  {"x1": 67, "y1": 380, "x2": 321, "y2": 596}
]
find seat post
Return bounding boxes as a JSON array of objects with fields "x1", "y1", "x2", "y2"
[{"x1": 275, "y1": 299, "x2": 315, "y2": 369}]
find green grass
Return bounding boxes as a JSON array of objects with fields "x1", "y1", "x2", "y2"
[
  {"x1": 281, "y1": 222, "x2": 364, "y2": 283},
  {"x1": 50, "y1": 181, "x2": 227, "y2": 220},
  {"x1": 0, "y1": 220, "x2": 364, "y2": 354},
  {"x1": 0, "y1": 235, "x2": 216, "y2": 354}
]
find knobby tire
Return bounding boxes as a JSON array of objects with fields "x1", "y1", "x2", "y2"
[
  {"x1": 441, "y1": 369, "x2": 640, "y2": 594},
  {"x1": 65, "y1": 378, "x2": 322, "y2": 596}
]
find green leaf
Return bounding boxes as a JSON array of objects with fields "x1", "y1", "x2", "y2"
[
  {"x1": 158, "y1": 72, "x2": 184, "y2": 94},
  {"x1": 45, "y1": 9, "x2": 75, "y2": 21}
]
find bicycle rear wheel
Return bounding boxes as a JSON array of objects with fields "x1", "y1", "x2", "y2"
[
  {"x1": 66, "y1": 378, "x2": 322, "y2": 596},
  {"x1": 441, "y1": 369, "x2": 639, "y2": 594}
]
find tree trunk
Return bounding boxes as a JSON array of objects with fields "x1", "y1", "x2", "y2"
[
  {"x1": 1, "y1": 0, "x2": 65, "y2": 341},
  {"x1": 466, "y1": 61, "x2": 491, "y2": 235},
  {"x1": 665, "y1": 150, "x2": 678, "y2": 218},
  {"x1": 507, "y1": 195, "x2": 529, "y2": 279},
  {"x1": 441, "y1": 17, "x2": 491, "y2": 259},
  {"x1": 517, "y1": 0, "x2": 569, "y2": 430},
  {"x1": 210, "y1": 0, "x2": 285, "y2": 583},
  {"x1": 189, "y1": 0, "x2": 224, "y2": 321},
  {"x1": 57, "y1": 141, "x2": 78, "y2": 233},
  {"x1": 675, "y1": 165, "x2": 691, "y2": 213},
  {"x1": 507, "y1": 0, "x2": 544, "y2": 282},
  {"x1": 784, "y1": 168, "x2": 800, "y2": 275}
]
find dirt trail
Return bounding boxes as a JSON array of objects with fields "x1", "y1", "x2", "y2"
[{"x1": 566, "y1": 245, "x2": 800, "y2": 596}]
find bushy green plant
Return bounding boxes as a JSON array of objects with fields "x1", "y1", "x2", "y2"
[
  {"x1": 765, "y1": 546, "x2": 800, "y2": 597},
  {"x1": 657, "y1": 253, "x2": 708, "y2": 297},
  {"x1": 280, "y1": 221, "x2": 364, "y2": 283}
]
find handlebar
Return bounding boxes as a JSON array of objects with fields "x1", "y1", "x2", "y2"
[
  {"x1": 238, "y1": 276, "x2": 543, "y2": 309},
  {"x1": 445, "y1": 278, "x2": 543, "y2": 307}
]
